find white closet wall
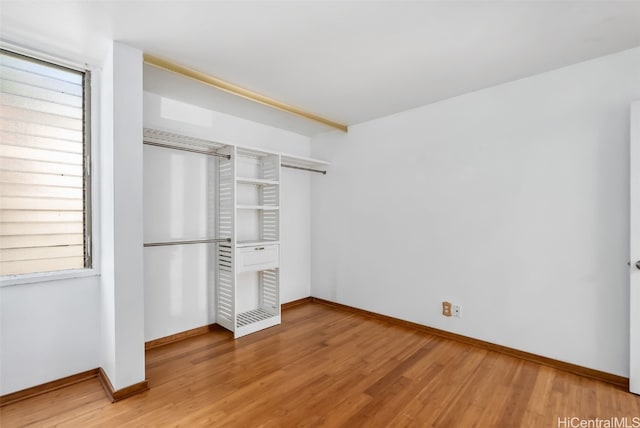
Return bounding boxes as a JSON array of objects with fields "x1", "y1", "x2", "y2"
[
  {"x1": 143, "y1": 146, "x2": 217, "y2": 341},
  {"x1": 143, "y1": 92, "x2": 312, "y2": 341}
]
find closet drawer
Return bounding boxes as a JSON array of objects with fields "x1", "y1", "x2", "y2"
[{"x1": 237, "y1": 245, "x2": 279, "y2": 272}]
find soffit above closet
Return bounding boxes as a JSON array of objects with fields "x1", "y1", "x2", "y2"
[
  {"x1": 143, "y1": 64, "x2": 336, "y2": 137},
  {"x1": 1, "y1": 1, "x2": 639, "y2": 136}
]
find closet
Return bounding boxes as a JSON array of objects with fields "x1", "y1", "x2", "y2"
[{"x1": 143, "y1": 128, "x2": 327, "y2": 338}]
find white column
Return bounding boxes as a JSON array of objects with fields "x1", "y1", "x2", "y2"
[{"x1": 100, "y1": 41, "x2": 145, "y2": 390}]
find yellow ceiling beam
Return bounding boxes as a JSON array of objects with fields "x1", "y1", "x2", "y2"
[{"x1": 144, "y1": 54, "x2": 348, "y2": 133}]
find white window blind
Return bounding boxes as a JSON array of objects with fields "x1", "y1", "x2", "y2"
[{"x1": 0, "y1": 49, "x2": 90, "y2": 276}]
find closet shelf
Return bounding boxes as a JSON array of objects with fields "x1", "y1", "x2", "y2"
[
  {"x1": 280, "y1": 153, "x2": 329, "y2": 172},
  {"x1": 143, "y1": 128, "x2": 226, "y2": 152},
  {"x1": 236, "y1": 146, "x2": 279, "y2": 159},
  {"x1": 236, "y1": 177, "x2": 279, "y2": 186},
  {"x1": 236, "y1": 205, "x2": 280, "y2": 210},
  {"x1": 236, "y1": 240, "x2": 279, "y2": 247},
  {"x1": 236, "y1": 308, "x2": 278, "y2": 327}
]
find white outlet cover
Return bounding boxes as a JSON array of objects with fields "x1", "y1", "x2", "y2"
[{"x1": 453, "y1": 305, "x2": 462, "y2": 318}]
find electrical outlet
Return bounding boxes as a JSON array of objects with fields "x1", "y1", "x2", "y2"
[
  {"x1": 453, "y1": 304, "x2": 462, "y2": 318},
  {"x1": 442, "y1": 301, "x2": 452, "y2": 317}
]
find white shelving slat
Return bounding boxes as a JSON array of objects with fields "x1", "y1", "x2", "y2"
[
  {"x1": 236, "y1": 240, "x2": 280, "y2": 247},
  {"x1": 236, "y1": 177, "x2": 280, "y2": 186},
  {"x1": 144, "y1": 128, "x2": 227, "y2": 152},
  {"x1": 236, "y1": 205, "x2": 280, "y2": 210},
  {"x1": 280, "y1": 153, "x2": 329, "y2": 171},
  {"x1": 216, "y1": 145, "x2": 236, "y2": 332},
  {"x1": 235, "y1": 313, "x2": 281, "y2": 338},
  {"x1": 236, "y1": 146, "x2": 279, "y2": 159}
]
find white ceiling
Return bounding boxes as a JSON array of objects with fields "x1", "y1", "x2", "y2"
[{"x1": 2, "y1": 1, "x2": 640, "y2": 136}]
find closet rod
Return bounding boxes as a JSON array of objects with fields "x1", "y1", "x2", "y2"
[
  {"x1": 143, "y1": 140, "x2": 231, "y2": 159},
  {"x1": 144, "y1": 238, "x2": 231, "y2": 247},
  {"x1": 281, "y1": 164, "x2": 327, "y2": 175}
]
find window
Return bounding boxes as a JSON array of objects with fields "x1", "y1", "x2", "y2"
[{"x1": 0, "y1": 49, "x2": 91, "y2": 276}]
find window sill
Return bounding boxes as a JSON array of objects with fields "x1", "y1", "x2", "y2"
[{"x1": 0, "y1": 268, "x2": 100, "y2": 287}]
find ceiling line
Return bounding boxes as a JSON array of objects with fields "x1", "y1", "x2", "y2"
[{"x1": 143, "y1": 53, "x2": 349, "y2": 133}]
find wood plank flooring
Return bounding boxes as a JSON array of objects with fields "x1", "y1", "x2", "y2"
[{"x1": 2, "y1": 302, "x2": 639, "y2": 427}]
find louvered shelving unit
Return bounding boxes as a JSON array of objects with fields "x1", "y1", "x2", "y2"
[{"x1": 216, "y1": 145, "x2": 281, "y2": 338}]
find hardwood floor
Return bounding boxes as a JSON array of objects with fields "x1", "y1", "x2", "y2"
[{"x1": 2, "y1": 302, "x2": 639, "y2": 427}]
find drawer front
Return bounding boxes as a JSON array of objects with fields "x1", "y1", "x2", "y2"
[{"x1": 237, "y1": 245, "x2": 279, "y2": 272}]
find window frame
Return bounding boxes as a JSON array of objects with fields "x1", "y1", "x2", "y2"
[{"x1": 0, "y1": 42, "x2": 99, "y2": 286}]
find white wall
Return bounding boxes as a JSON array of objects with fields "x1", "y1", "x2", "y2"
[
  {"x1": 311, "y1": 47, "x2": 640, "y2": 376},
  {"x1": 143, "y1": 146, "x2": 216, "y2": 341},
  {"x1": 143, "y1": 92, "x2": 312, "y2": 341},
  {"x1": 0, "y1": 277, "x2": 101, "y2": 395},
  {"x1": 630, "y1": 102, "x2": 640, "y2": 394}
]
